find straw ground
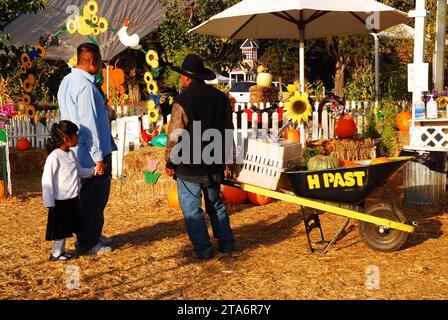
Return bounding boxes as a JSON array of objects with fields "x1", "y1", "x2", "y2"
[{"x1": 1, "y1": 170, "x2": 447, "y2": 300}]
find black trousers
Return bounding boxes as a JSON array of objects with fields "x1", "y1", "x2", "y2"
[{"x1": 77, "y1": 154, "x2": 112, "y2": 252}]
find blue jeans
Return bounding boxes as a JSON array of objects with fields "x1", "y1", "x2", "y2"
[{"x1": 177, "y1": 177, "x2": 234, "y2": 258}]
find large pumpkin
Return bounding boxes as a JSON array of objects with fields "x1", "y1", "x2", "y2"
[
  {"x1": 222, "y1": 185, "x2": 247, "y2": 205},
  {"x1": 335, "y1": 115, "x2": 357, "y2": 138},
  {"x1": 0, "y1": 180, "x2": 8, "y2": 200},
  {"x1": 168, "y1": 187, "x2": 180, "y2": 208},
  {"x1": 396, "y1": 111, "x2": 412, "y2": 132},
  {"x1": 307, "y1": 155, "x2": 341, "y2": 171},
  {"x1": 16, "y1": 138, "x2": 31, "y2": 151},
  {"x1": 247, "y1": 192, "x2": 272, "y2": 206},
  {"x1": 101, "y1": 66, "x2": 125, "y2": 96},
  {"x1": 256, "y1": 72, "x2": 273, "y2": 87},
  {"x1": 370, "y1": 157, "x2": 392, "y2": 165},
  {"x1": 283, "y1": 129, "x2": 301, "y2": 143}
]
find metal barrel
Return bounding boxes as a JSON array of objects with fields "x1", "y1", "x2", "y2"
[{"x1": 404, "y1": 161, "x2": 447, "y2": 206}]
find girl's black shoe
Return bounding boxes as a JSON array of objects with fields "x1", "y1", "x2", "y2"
[{"x1": 49, "y1": 252, "x2": 74, "y2": 261}]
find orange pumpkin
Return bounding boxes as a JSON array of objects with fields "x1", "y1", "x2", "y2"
[
  {"x1": 16, "y1": 138, "x2": 31, "y2": 151},
  {"x1": 396, "y1": 111, "x2": 412, "y2": 132},
  {"x1": 340, "y1": 160, "x2": 361, "y2": 167},
  {"x1": 247, "y1": 192, "x2": 272, "y2": 206},
  {"x1": 168, "y1": 187, "x2": 180, "y2": 208},
  {"x1": 168, "y1": 186, "x2": 206, "y2": 208},
  {"x1": 0, "y1": 180, "x2": 8, "y2": 200},
  {"x1": 370, "y1": 157, "x2": 392, "y2": 165},
  {"x1": 335, "y1": 115, "x2": 357, "y2": 138},
  {"x1": 222, "y1": 185, "x2": 247, "y2": 205},
  {"x1": 283, "y1": 129, "x2": 301, "y2": 143},
  {"x1": 101, "y1": 66, "x2": 125, "y2": 96}
]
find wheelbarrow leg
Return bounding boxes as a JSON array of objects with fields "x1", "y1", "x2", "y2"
[
  {"x1": 300, "y1": 206, "x2": 327, "y2": 253},
  {"x1": 322, "y1": 217, "x2": 351, "y2": 254}
]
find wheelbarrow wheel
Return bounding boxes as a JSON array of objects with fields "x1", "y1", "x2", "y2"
[{"x1": 359, "y1": 204, "x2": 409, "y2": 252}]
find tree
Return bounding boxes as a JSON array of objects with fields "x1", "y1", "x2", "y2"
[
  {"x1": 1, "y1": 0, "x2": 48, "y2": 78},
  {"x1": 150, "y1": 0, "x2": 242, "y2": 86}
]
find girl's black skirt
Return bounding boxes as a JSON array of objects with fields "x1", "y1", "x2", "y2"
[{"x1": 45, "y1": 197, "x2": 81, "y2": 241}]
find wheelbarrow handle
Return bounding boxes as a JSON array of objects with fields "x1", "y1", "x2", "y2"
[{"x1": 223, "y1": 180, "x2": 243, "y2": 189}]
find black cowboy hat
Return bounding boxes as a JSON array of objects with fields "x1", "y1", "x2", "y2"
[{"x1": 170, "y1": 54, "x2": 216, "y2": 81}]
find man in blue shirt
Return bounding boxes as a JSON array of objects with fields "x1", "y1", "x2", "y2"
[{"x1": 58, "y1": 43, "x2": 113, "y2": 255}]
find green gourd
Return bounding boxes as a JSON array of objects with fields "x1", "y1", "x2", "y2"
[{"x1": 307, "y1": 155, "x2": 341, "y2": 171}]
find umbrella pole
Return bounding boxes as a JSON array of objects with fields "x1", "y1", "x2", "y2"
[
  {"x1": 299, "y1": 26, "x2": 305, "y2": 93},
  {"x1": 106, "y1": 61, "x2": 110, "y2": 100},
  {"x1": 299, "y1": 39, "x2": 305, "y2": 93}
]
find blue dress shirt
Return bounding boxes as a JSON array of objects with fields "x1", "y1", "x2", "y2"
[{"x1": 57, "y1": 68, "x2": 112, "y2": 168}]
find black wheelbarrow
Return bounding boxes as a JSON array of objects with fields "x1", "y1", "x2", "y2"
[{"x1": 225, "y1": 156, "x2": 415, "y2": 253}]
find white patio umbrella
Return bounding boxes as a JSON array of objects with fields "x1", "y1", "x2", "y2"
[{"x1": 189, "y1": 0, "x2": 409, "y2": 92}]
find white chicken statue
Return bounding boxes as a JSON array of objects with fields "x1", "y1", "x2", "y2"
[{"x1": 117, "y1": 19, "x2": 141, "y2": 49}]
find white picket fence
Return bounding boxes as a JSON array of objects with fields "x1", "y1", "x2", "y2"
[
  {"x1": 4, "y1": 100, "x2": 383, "y2": 179},
  {"x1": 232, "y1": 100, "x2": 377, "y2": 142}
]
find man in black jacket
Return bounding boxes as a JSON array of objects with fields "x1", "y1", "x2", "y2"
[{"x1": 165, "y1": 54, "x2": 235, "y2": 260}]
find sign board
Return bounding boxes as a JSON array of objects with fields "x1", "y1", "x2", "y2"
[{"x1": 408, "y1": 63, "x2": 429, "y2": 92}]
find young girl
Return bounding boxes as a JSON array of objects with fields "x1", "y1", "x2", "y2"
[{"x1": 42, "y1": 121, "x2": 96, "y2": 261}]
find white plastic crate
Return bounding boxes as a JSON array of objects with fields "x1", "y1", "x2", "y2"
[{"x1": 237, "y1": 138, "x2": 302, "y2": 190}]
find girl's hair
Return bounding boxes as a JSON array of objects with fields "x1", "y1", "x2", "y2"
[{"x1": 47, "y1": 121, "x2": 79, "y2": 154}]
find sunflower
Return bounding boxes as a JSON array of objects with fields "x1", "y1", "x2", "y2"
[
  {"x1": 68, "y1": 55, "x2": 78, "y2": 68},
  {"x1": 20, "y1": 66, "x2": 27, "y2": 74},
  {"x1": 66, "y1": 18, "x2": 78, "y2": 34},
  {"x1": 22, "y1": 94, "x2": 31, "y2": 105},
  {"x1": 148, "y1": 108, "x2": 160, "y2": 123},
  {"x1": 144, "y1": 72, "x2": 153, "y2": 84},
  {"x1": 22, "y1": 79, "x2": 34, "y2": 93},
  {"x1": 146, "y1": 50, "x2": 159, "y2": 68},
  {"x1": 21, "y1": 53, "x2": 30, "y2": 65},
  {"x1": 84, "y1": 0, "x2": 99, "y2": 16},
  {"x1": 98, "y1": 18, "x2": 108, "y2": 33},
  {"x1": 147, "y1": 81, "x2": 159, "y2": 95},
  {"x1": 91, "y1": 15, "x2": 99, "y2": 24},
  {"x1": 147, "y1": 99, "x2": 156, "y2": 111},
  {"x1": 34, "y1": 44, "x2": 46, "y2": 59},
  {"x1": 284, "y1": 91, "x2": 312, "y2": 123},
  {"x1": 436, "y1": 96, "x2": 448, "y2": 107},
  {"x1": 26, "y1": 105, "x2": 36, "y2": 119}
]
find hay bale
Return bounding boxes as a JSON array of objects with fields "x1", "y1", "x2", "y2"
[
  {"x1": 0, "y1": 148, "x2": 47, "y2": 178},
  {"x1": 308, "y1": 138, "x2": 377, "y2": 161},
  {"x1": 121, "y1": 146, "x2": 176, "y2": 199},
  {"x1": 249, "y1": 85, "x2": 279, "y2": 106}
]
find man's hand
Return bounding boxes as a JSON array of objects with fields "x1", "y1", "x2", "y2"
[
  {"x1": 96, "y1": 161, "x2": 105, "y2": 176},
  {"x1": 165, "y1": 168, "x2": 175, "y2": 177}
]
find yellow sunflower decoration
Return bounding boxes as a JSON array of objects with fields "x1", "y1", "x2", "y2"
[
  {"x1": 147, "y1": 99, "x2": 156, "y2": 111},
  {"x1": 284, "y1": 91, "x2": 313, "y2": 123},
  {"x1": 66, "y1": 18, "x2": 78, "y2": 34},
  {"x1": 34, "y1": 44, "x2": 46, "y2": 59},
  {"x1": 147, "y1": 81, "x2": 159, "y2": 96},
  {"x1": 22, "y1": 94, "x2": 32, "y2": 105},
  {"x1": 68, "y1": 55, "x2": 78, "y2": 68},
  {"x1": 22, "y1": 79, "x2": 34, "y2": 93},
  {"x1": 98, "y1": 18, "x2": 108, "y2": 33},
  {"x1": 21, "y1": 53, "x2": 31, "y2": 66},
  {"x1": 436, "y1": 96, "x2": 448, "y2": 107},
  {"x1": 146, "y1": 50, "x2": 159, "y2": 69},
  {"x1": 148, "y1": 108, "x2": 160, "y2": 123},
  {"x1": 26, "y1": 105, "x2": 36, "y2": 119},
  {"x1": 144, "y1": 72, "x2": 153, "y2": 84}
]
